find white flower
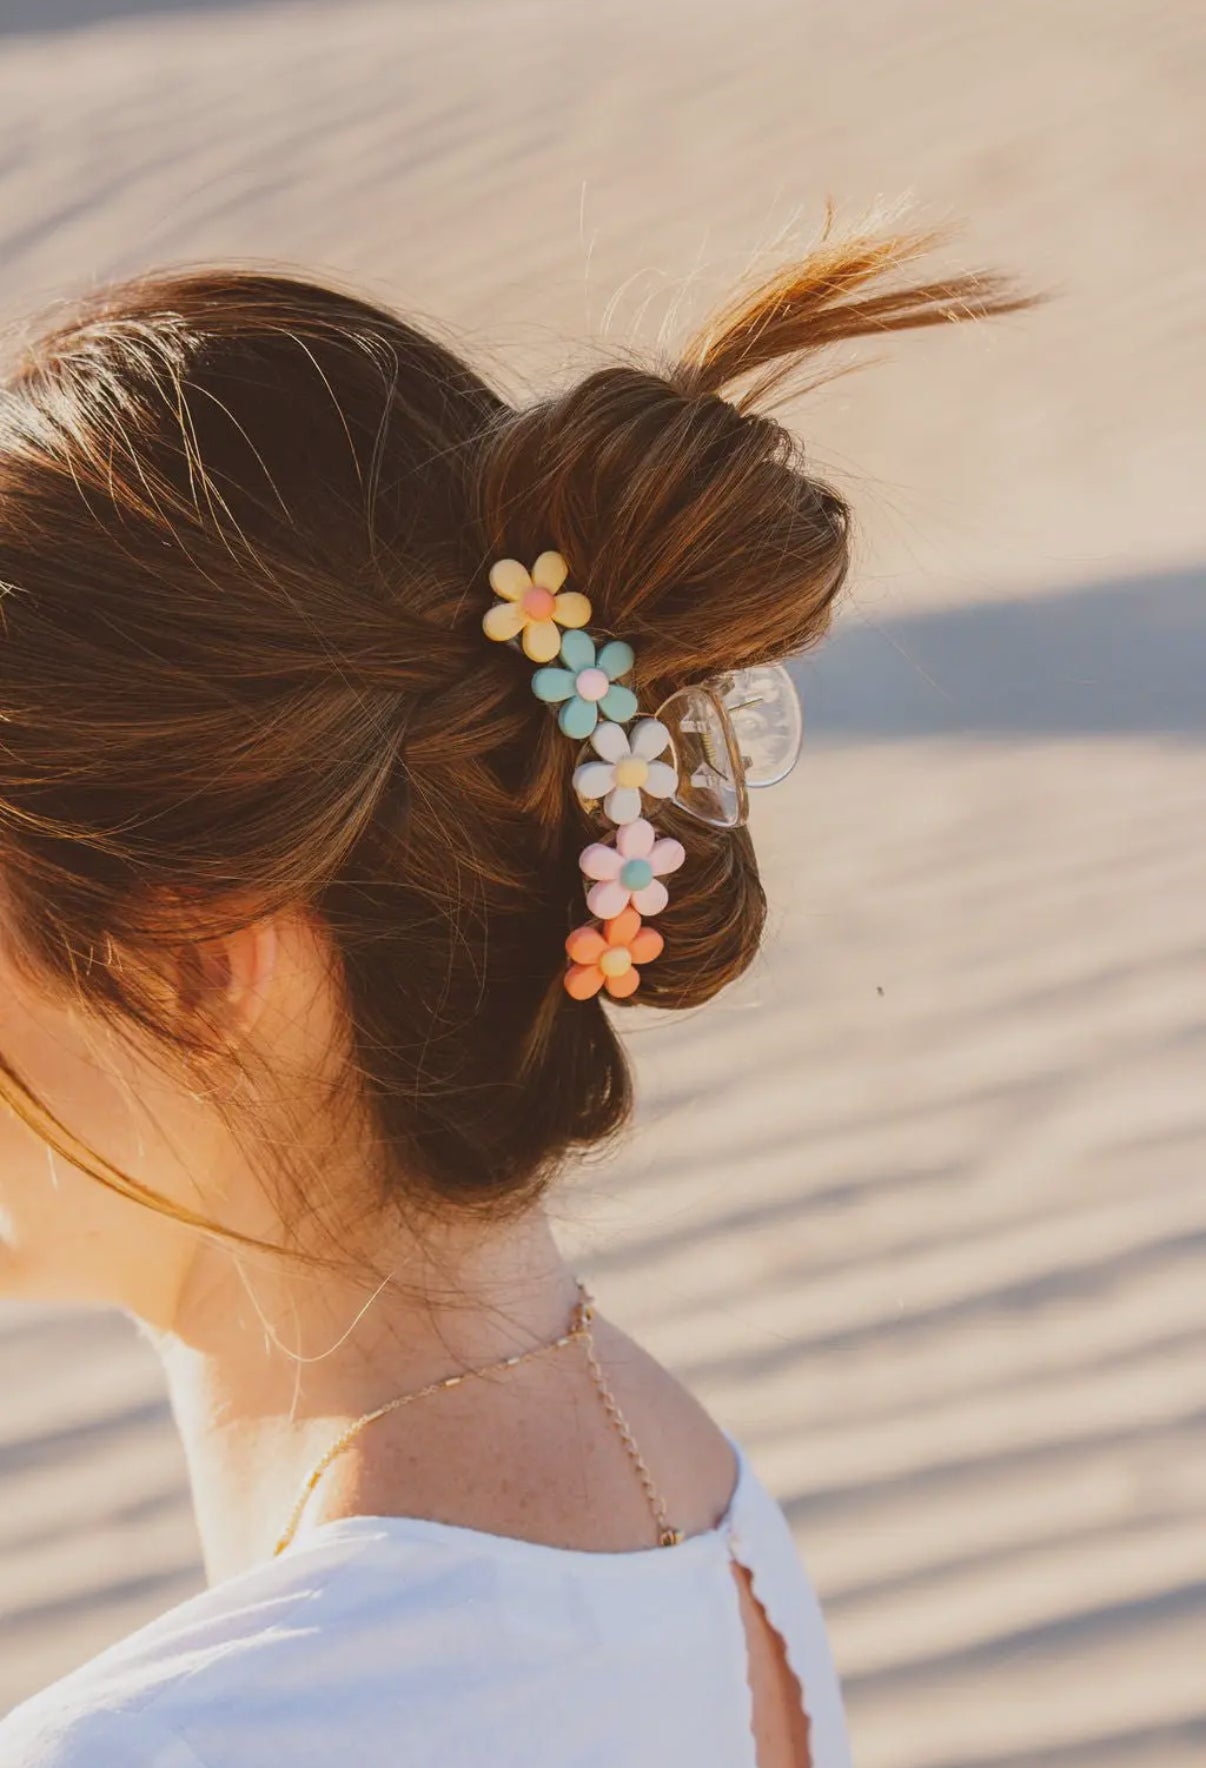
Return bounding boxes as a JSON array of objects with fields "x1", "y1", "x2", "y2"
[{"x1": 572, "y1": 718, "x2": 677, "y2": 825}]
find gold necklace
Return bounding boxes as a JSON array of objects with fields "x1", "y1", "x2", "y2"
[{"x1": 272, "y1": 1275, "x2": 684, "y2": 1557}]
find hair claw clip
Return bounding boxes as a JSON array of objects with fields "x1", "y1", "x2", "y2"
[
  {"x1": 656, "y1": 662, "x2": 804, "y2": 829},
  {"x1": 484, "y1": 552, "x2": 804, "y2": 1002}
]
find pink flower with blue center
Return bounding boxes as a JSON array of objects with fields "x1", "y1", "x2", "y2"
[
  {"x1": 531, "y1": 630, "x2": 639, "y2": 739},
  {"x1": 579, "y1": 817, "x2": 686, "y2": 918}
]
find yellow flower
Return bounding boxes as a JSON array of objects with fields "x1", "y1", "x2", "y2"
[{"x1": 482, "y1": 551, "x2": 592, "y2": 663}]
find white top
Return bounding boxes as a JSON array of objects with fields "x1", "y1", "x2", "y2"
[{"x1": 0, "y1": 1431, "x2": 852, "y2": 1767}]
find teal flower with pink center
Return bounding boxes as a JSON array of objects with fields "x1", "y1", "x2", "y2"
[{"x1": 531, "y1": 629, "x2": 638, "y2": 738}]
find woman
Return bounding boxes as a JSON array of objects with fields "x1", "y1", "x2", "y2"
[{"x1": 0, "y1": 226, "x2": 1024, "y2": 1766}]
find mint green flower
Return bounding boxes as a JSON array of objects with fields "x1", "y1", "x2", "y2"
[{"x1": 531, "y1": 629, "x2": 638, "y2": 738}]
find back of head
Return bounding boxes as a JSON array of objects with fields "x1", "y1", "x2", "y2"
[{"x1": 0, "y1": 227, "x2": 1028, "y2": 1245}]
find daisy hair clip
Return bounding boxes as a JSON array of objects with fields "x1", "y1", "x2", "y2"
[{"x1": 483, "y1": 550, "x2": 806, "y2": 1002}]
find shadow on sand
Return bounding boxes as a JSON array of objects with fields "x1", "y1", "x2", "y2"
[
  {"x1": 0, "y1": 0, "x2": 270, "y2": 35},
  {"x1": 792, "y1": 561, "x2": 1206, "y2": 745}
]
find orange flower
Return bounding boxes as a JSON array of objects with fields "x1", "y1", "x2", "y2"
[{"x1": 563, "y1": 906, "x2": 664, "y2": 1000}]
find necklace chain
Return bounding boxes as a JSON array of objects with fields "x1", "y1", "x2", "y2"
[{"x1": 272, "y1": 1276, "x2": 683, "y2": 1557}]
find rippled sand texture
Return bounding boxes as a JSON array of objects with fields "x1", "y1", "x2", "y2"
[{"x1": 0, "y1": 4, "x2": 1202, "y2": 1765}]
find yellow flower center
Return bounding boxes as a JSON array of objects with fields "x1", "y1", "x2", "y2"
[
  {"x1": 599, "y1": 947, "x2": 632, "y2": 978},
  {"x1": 614, "y1": 757, "x2": 649, "y2": 790}
]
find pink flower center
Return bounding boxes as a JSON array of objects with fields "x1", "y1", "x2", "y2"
[
  {"x1": 575, "y1": 667, "x2": 609, "y2": 702},
  {"x1": 522, "y1": 587, "x2": 556, "y2": 620},
  {"x1": 599, "y1": 946, "x2": 632, "y2": 978}
]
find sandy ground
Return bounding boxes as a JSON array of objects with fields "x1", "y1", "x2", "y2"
[{"x1": 0, "y1": 3, "x2": 1202, "y2": 1765}]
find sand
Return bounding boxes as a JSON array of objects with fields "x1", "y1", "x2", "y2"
[{"x1": 0, "y1": 3, "x2": 1202, "y2": 1764}]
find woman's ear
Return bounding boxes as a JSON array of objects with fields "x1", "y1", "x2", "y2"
[{"x1": 185, "y1": 916, "x2": 279, "y2": 1035}]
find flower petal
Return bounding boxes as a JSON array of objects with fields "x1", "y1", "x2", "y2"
[
  {"x1": 599, "y1": 683, "x2": 638, "y2": 724},
  {"x1": 604, "y1": 967, "x2": 641, "y2": 999},
  {"x1": 565, "y1": 925, "x2": 607, "y2": 965},
  {"x1": 522, "y1": 619, "x2": 562, "y2": 663},
  {"x1": 587, "y1": 879, "x2": 630, "y2": 919},
  {"x1": 532, "y1": 666, "x2": 577, "y2": 704},
  {"x1": 616, "y1": 817, "x2": 655, "y2": 858},
  {"x1": 590, "y1": 720, "x2": 632, "y2": 763},
  {"x1": 565, "y1": 963, "x2": 606, "y2": 1000},
  {"x1": 559, "y1": 629, "x2": 595, "y2": 671},
  {"x1": 606, "y1": 906, "x2": 642, "y2": 947},
  {"x1": 488, "y1": 558, "x2": 531, "y2": 601},
  {"x1": 650, "y1": 836, "x2": 686, "y2": 875},
  {"x1": 482, "y1": 600, "x2": 527, "y2": 642},
  {"x1": 597, "y1": 640, "x2": 634, "y2": 681},
  {"x1": 642, "y1": 760, "x2": 678, "y2": 799},
  {"x1": 629, "y1": 926, "x2": 665, "y2": 965},
  {"x1": 631, "y1": 879, "x2": 669, "y2": 915},
  {"x1": 580, "y1": 842, "x2": 623, "y2": 881},
  {"x1": 603, "y1": 784, "x2": 643, "y2": 825},
  {"x1": 531, "y1": 550, "x2": 569, "y2": 592},
  {"x1": 573, "y1": 760, "x2": 616, "y2": 801},
  {"x1": 559, "y1": 697, "x2": 598, "y2": 740},
  {"x1": 630, "y1": 717, "x2": 670, "y2": 761},
  {"x1": 552, "y1": 590, "x2": 591, "y2": 629}
]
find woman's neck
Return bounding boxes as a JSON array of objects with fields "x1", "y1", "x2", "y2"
[{"x1": 146, "y1": 1206, "x2": 582, "y2": 1584}]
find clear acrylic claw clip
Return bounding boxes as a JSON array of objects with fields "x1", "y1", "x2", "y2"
[{"x1": 656, "y1": 663, "x2": 804, "y2": 830}]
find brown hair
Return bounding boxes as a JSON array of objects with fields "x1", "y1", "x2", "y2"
[{"x1": 0, "y1": 224, "x2": 1029, "y2": 1253}]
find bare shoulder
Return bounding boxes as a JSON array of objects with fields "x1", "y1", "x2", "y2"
[
  {"x1": 588, "y1": 1309, "x2": 741, "y2": 1539},
  {"x1": 589, "y1": 1315, "x2": 812, "y2": 1761},
  {"x1": 339, "y1": 1302, "x2": 741, "y2": 1554}
]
